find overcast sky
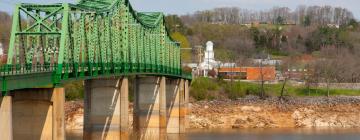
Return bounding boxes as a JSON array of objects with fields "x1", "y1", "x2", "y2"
[{"x1": 1, "y1": 0, "x2": 360, "y2": 19}]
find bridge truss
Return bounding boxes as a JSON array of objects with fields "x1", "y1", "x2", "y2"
[{"x1": 1, "y1": 0, "x2": 191, "y2": 92}]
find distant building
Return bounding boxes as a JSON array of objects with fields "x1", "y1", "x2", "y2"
[
  {"x1": 199, "y1": 41, "x2": 221, "y2": 77},
  {"x1": 253, "y1": 59, "x2": 282, "y2": 66},
  {"x1": 284, "y1": 68, "x2": 310, "y2": 81},
  {"x1": 220, "y1": 63, "x2": 236, "y2": 68},
  {"x1": 0, "y1": 43, "x2": 3, "y2": 55},
  {"x1": 327, "y1": 24, "x2": 340, "y2": 29},
  {"x1": 282, "y1": 54, "x2": 316, "y2": 81},
  {"x1": 0, "y1": 43, "x2": 5, "y2": 64},
  {"x1": 218, "y1": 67, "x2": 276, "y2": 81}
]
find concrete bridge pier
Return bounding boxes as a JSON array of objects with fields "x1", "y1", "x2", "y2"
[
  {"x1": 133, "y1": 76, "x2": 167, "y2": 140},
  {"x1": 184, "y1": 80, "x2": 190, "y2": 131},
  {"x1": 83, "y1": 77, "x2": 129, "y2": 140},
  {"x1": 1, "y1": 88, "x2": 65, "y2": 140},
  {"x1": 133, "y1": 76, "x2": 189, "y2": 139},
  {"x1": 166, "y1": 78, "x2": 180, "y2": 134},
  {"x1": 0, "y1": 94, "x2": 13, "y2": 140},
  {"x1": 167, "y1": 79, "x2": 189, "y2": 134}
]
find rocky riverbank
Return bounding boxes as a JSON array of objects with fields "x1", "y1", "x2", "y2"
[
  {"x1": 65, "y1": 96, "x2": 360, "y2": 130},
  {"x1": 190, "y1": 96, "x2": 360, "y2": 129}
]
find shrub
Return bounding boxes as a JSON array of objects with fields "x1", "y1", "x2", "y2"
[
  {"x1": 224, "y1": 82, "x2": 246, "y2": 100},
  {"x1": 190, "y1": 77, "x2": 219, "y2": 101},
  {"x1": 64, "y1": 81, "x2": 84, "y2": 101}
]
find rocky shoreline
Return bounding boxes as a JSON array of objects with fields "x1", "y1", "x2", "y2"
[
  {"x1": 190, "y1": 96, "x2": 360, "y2": 129},
  {"x1": 65, "y1": 96, "x2": 360, "y2": 130}
]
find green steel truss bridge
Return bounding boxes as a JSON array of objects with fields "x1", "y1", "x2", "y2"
[{"x1": 1, "y1": 0, "x2": 191, "y2": 93}]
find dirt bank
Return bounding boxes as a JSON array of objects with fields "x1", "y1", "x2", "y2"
[
  {"x1": 190, "y1": 96, "x2": 360, "y2": 129},
  {"x1": 65, "y1": 96, "x2": 360, "y2": 130}
]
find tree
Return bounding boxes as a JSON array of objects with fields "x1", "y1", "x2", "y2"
[
  {"x1": 0, "y1": 11, "x2": 12, "y2": 51},
  {"x1": 303, "y1": 15, "x2": 311, "y2": 26},
  {"x1": 165, "y1": 15, "x2": 189, "y2": 35},
  {"x1": 171, "y1": 32, "x2": 192, "y2": 63},
  {"x1": 275, "y1": 16, "x2": 285, "y2": 25},
  {"x1": 279, "y1": 76, "x2": 288, "y2": 101},
  {"x1": 182, "y1": 6, "x2": 354, "y2": 25},
  {"x1": 347, "y1": 19, "x2": 358, "y2": 29}
]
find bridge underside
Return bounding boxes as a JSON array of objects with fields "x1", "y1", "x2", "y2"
[
  {"x1": 0, "y1": 76, "x2": 190, "y2": 140},
  {"x1": 0, "y1": 72, "x2": 189, "y2": 92}
]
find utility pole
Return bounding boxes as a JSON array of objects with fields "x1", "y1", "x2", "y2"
[
  {"x1": 197, "y1": 46, "x2": 202, "y2": 77},
  {"x1": 194, "y1": 45, "x2": 203, "y2": 65}
]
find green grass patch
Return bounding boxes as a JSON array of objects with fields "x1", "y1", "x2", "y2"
[
  {"x1": 190, "y1": 78, "x2": 360, "y2": 101},
  {"x1": 190, "y1": 77, "x2": 220, "y2": 100}
]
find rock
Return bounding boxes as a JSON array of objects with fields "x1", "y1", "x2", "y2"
[
  {"x1": 241, "y1": 106, "x2": 262, "y2": 112},
  {"x1": 232, "y1": 116, "x2": 275, "y2": 129},
  {"x1": 292, "y1": 110, "x2": 302, "y2": 119},
  {"x1": 204, "y1": 105, "x2": 209, "y2": 109},
  {"x1": 314, "y1": 118, "x2": 329, "y2": 127}
]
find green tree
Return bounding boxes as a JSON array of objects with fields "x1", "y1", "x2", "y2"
[
  {"x1": 165, "y1": 15, "x2": 188, "y2": 35},
  {"x1": 275, "y1": 16, "x2": 285, "y2": 25},
  {"x1": 171, "y1": 32, "x2": 192, "y2": 62},
  {"x1": 303, "y1": 15, "x2": 311, "y2": 27},
  {"x1": 347, "y1": 19, "x2": 358, "y2": 29},
  {"x1": 250, "y1": 27, "x2": 261, "y2": 47}
]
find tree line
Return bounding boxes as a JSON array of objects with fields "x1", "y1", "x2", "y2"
[
  {"x1": 181, "y1": 5, "x2": 354, "y2": 26},
  {"x1": 0, "y1": 11, "x2": 11, "y2": 48}
]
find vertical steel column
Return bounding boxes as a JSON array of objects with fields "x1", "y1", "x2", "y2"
[
  {"x1": 55, "y1": 4, "x2": 69, "y2": 83},
  {"x1": 121, "y1": 1, "x2": 129, "y2": 73},
  {"x1": 7, "y1": 4, "x2": 20, "y2": 70}
]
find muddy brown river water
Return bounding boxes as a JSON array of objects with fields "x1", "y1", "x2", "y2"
[{"x1": 67, "y1": 128, "x2": 360, "y2": 140}]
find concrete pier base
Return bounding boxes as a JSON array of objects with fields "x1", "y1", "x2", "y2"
[
  {"x1": 134, "y1": 76, "x2": 167, "y2": 140},
  {"x1": 166, "y1": 79, "x2": 180, "y2": 134},
  {"x1": 0, "y1": 94, "x2": 13, "y2": 140},
  {"x1": 84, "y1": 77, "x2": 129, "y2": 140},
  {"x1": 11, "y1": 88, "x2": 65, "y2": 140},
  {"x1": 179, "y1": 79, "x2": 186, "y2": 133},
  {"x1": 184, "y1": 80, "x2": 190, "y2": 129}
]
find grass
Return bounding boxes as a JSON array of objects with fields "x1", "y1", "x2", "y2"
[
  {"x1": 190, "y1": 77, "x2": 220, "y2": 100},
  {"x1": 190, "y1": 77, "x2": 360, "y2": 101},
  {"x1": 63, "y1": 77, "x2": 360, "y2": 101}
]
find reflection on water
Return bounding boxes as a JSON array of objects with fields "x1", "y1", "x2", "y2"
[{"x1": 67, "y1": 128, "x2": 360, "y2": 140}]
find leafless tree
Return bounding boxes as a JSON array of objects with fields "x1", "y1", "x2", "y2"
[{"x1": 183, "y1": 5, "x2": 354, "y2": 25}]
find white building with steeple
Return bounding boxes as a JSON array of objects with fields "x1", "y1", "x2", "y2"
[
  {"x1": 199, "y1": 41, "x2": 220, "y2": 77},
  {"x1": 0, "y1": 43, "x2": 3, "y2": 55}
]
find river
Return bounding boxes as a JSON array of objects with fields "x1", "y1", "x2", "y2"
[{"x1": 67, "y1": 128, "x2": 360, "y2": 140}]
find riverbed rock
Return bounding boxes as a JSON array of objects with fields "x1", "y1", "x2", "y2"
[
  {"x1": 240, "y1": 106, "x2": 262, "y2": 112},
  {"x1": 65, "y1": 96, "x2": 360, "y2": 130}
]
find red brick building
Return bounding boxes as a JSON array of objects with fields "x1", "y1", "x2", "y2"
[{"x1": 218, "y1": 67, "x2": 276, "y2": 81}]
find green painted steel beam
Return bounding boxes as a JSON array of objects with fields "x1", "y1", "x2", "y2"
[{"x1": 2, "y1": 0, "x2": 192, "y2": 92}]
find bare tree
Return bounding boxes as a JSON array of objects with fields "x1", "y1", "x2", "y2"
[{"x1": 183, "y1": 5, "x2": 354, "y2": 25}]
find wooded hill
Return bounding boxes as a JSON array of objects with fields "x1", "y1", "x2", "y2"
[{"x1": 164, "y1": 6, "x2": 360, "y2": 84}]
